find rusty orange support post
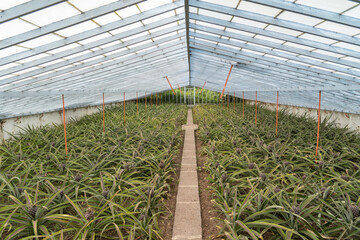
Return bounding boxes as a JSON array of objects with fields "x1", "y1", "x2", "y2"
[
  {"x1": 255, "y1": 91, "x2": 258, "y2": 124},
  {"x1": 156, "y1": 94, "x2": 158, "y2": 105},
  {"x1": 220, "y1": 65, "x2": 233, "y2": 99},
  {"x1": 234, "y1": 91, "x2": 235, "y2": 111},
  {"x1": 242, "y1": 91, "x2": 245, "y2": 117},
  {"x1": 199, "y1": 81, "x2": 206, "y2": 94},
  {"x1": 276, "y1": 91, "x2": 279, "y2": 137},
  {"x1": 102, "y1": 93, "x2": 105, "y2": 134},
  {"x1": 136, "y1": 92, "x2": 138, "y2": 114},
  {"x1": 165, "y1": 76, "x2": 176, "y2": 95},
  {"x1": 145, "y1": 91, "x2": 147, "y2": 112},
  {"x1": 177, "y1": 84, "x2": 182, "y2": 94},
  {"x1": 123, "y1": 92, "x2": 126, "y2": 125},
  {"x1": 315, "y1": 91, "x2": 321, "y2": 162},
  {"x1": 62, "y1": 95, "x2": 68, "y2": 158}
]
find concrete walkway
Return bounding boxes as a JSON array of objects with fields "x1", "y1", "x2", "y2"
[{"x1": 172, "y1": 108, "x2": 202, "y2": 240}]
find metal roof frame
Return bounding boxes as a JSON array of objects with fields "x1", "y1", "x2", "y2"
[{"x1": 0, "y1": 0, "x2": 359, "y2": 118}]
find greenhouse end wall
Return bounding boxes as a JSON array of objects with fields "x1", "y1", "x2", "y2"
[
  {"x1": 0, "y1": 103, "x2": 117, "y2": 144},
  {"x1": 247, "y1": 100, "x2": 360, "y2": 133},
  {"x1": 1, "y1": 101, "x2": 360, "y2": 144}
]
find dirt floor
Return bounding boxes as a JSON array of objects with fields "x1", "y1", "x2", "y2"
[{"x1": 196, "y1": 134, "x2": 224, "y2": 240}]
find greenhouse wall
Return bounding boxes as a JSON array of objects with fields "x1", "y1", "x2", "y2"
[
  {"x1": 247, "y1": 100, "x2": 360, "y2": 133},
  {"x1": 0, "y1": 103, "x2": 117, "y2": 144}
]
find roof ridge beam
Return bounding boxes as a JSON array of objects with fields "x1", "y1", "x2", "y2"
[
  {"x1": 246, "y1": 0, "x2": 360, "y2": 29},
  {"x1": 184, "y1": 0, "x2": 191, "y2": 85},
  {"x1": 189, "y1": 0, "x2": 360, "y2": 46}
]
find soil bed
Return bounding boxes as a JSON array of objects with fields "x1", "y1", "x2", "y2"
[
  {"x1": 158, "y1": 131, "x2": 184, "y2": 240},
  {"x1": 196, "y1": 134, "x2": 224, "y2": 240}
]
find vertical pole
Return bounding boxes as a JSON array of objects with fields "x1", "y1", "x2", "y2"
[
  {"x1": 145, "y1": 91, "x2": 147, "y2": 112},
  {"x1": 242, "y1": 91, "x2": 245, "y2": 117},
  {"x1": 227, "y1": 93, "x2": 229, "y2": 108},
  {"x1": 136, "y1": 92, "x2": 138, "y2": 114},
  {"x1": 102, "y1": 93, "x2": 105, "y2": 134},
  {"x1": 194, "y1": 86, "x2": 196, "y2": 105},
  {"x1": 234, "y1": 91, "x2": 235, "y2": 111},
  {"x1": 276, "y1": 91, "x2": 279, "y2": 137},
  {"x1": 315, "y1": 91, "x2": 321, "y2": 162},
  {"x1": 184, "y1": 87, "x2": 186, "y2": 104},
  {"x1": 156, "y1": 94, "x2": 158, "y2": 105},
  {"x1": 62, "y1": 95, "x2": 68, "y2": 158},
  {"x1": 255, "y1": 91, "x2": 258, "y2": 124},
  {"x1": 123, "y1": 92, "x2": 126, "y2": 125},
  {"x1": 220, "y1": 65, "x2": 233, "y2": 99}
]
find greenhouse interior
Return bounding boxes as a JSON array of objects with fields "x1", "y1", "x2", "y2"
[{"x1": 0, "y1": 0, "x2": 360, "y2": 239}]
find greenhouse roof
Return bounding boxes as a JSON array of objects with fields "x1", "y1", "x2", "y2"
[{"x1": 0, "y1": 0, "x2": 359, "y2": 118}]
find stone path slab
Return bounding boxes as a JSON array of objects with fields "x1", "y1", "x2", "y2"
[{"x1": 172, "y1": 108, "x2": 202, "y2": 240}]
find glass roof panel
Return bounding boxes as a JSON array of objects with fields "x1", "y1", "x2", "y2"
[
  {"x1": 0, "y1": 63, "x2": 20, "y2": 72},
  {"x1": 142, "y1": 11, "x2": 175, "y2": 25},
  {"x1": 18, "y1": 53, "x2": 51, "y2": 64},
  {"x1": 69, "y1": 0, "x2": 118, "y2": 12},
  {"x1": 0, "y1": 46, "x2": 27, "y2": 58},
  {"x1": 316, "y1": 21, "x2": 360, "y2": 35},
  {"x1": 62, "y1": 50, "x2": 93, "y2": 60},
  {"x1": 299, "y1": 33, "x2": 337, "y2": 44},
  {"x1": 254, "y1": 35, "x2": 286, "y2": 44},
  {"x1": 232, "y1": 17, "x2": 268, "y2": 29},
  {"x1": 312, "y1": 49, "x2": 345, "y2": 58},
  {"x1": 198, "y1": 9, "x2": 232, "y2": 21},
  {"x1": 20, "y1": 33, "x2": 63, "y2": 48},
  {"x1": 342, "y1": 56, "x2": 360, "y2": 64},
  {"x1": 0, "y1": 18, "x2": 38, "y2": 39},
  {"x1": 265, "y1": 25, "x2": 302, "y2": 36},
  {"x1": 55, "y1": 20, "x2": 99, "y2": 37},
  {"x1": 332, "y1": 42, "x2": 360, "y2": 52},
  {"x1": 202, "y1": 0, "x2": 239, "y2": 8},
  {"x1": 77, "y1": 32, "x2": 113, "y2": 45},
  {"x1": 93, "y1": 12, "x2": 121, "y2": 25},
  {"x1": 343, "y1": 5, "x2": 360, "y2": 18},
  {"x1": 226, "y1": 28, "x2": 256, "y2": 38},
  {"x1": 295, "y1": 0, "x2": 357, "y2": 13},
  {"x1": 237, "y1": 1, "x2": 282, "y2": 17},
  {"x1": 0, "y1": 0, "x2": 31, "y2": 10},
  {"x1": 115, "y1": 5, "x2": 140, "y2": 18},
  {"x1": 47, "y1": 43, "x2": 81, "y2": 54},
  {"x1": 283, "y1": 41, "x2": 315, "y2": 51},
  {"x1": 109, "y1": 22, "x2": 143, "y2": 35},
  {"x1": 277, "y1": 11, "x2": 322, "y2": 26},
  {"x1": 138, "y1": 0, "x2": 172, "y2": 11},
  {"x1": 21, "y1": 3, "x2": 80, "y2": 26}
]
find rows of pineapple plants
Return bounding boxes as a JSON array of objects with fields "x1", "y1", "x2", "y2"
[
  {"x1": 0, "y1": 103, "x2": 187, "y2": 239},
  {"x1": 143, "y1": 88, "x2": 226, "y2": 105},
  {"x1": 193, "y1": 103, "x2": 360, "y2": 239}
]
